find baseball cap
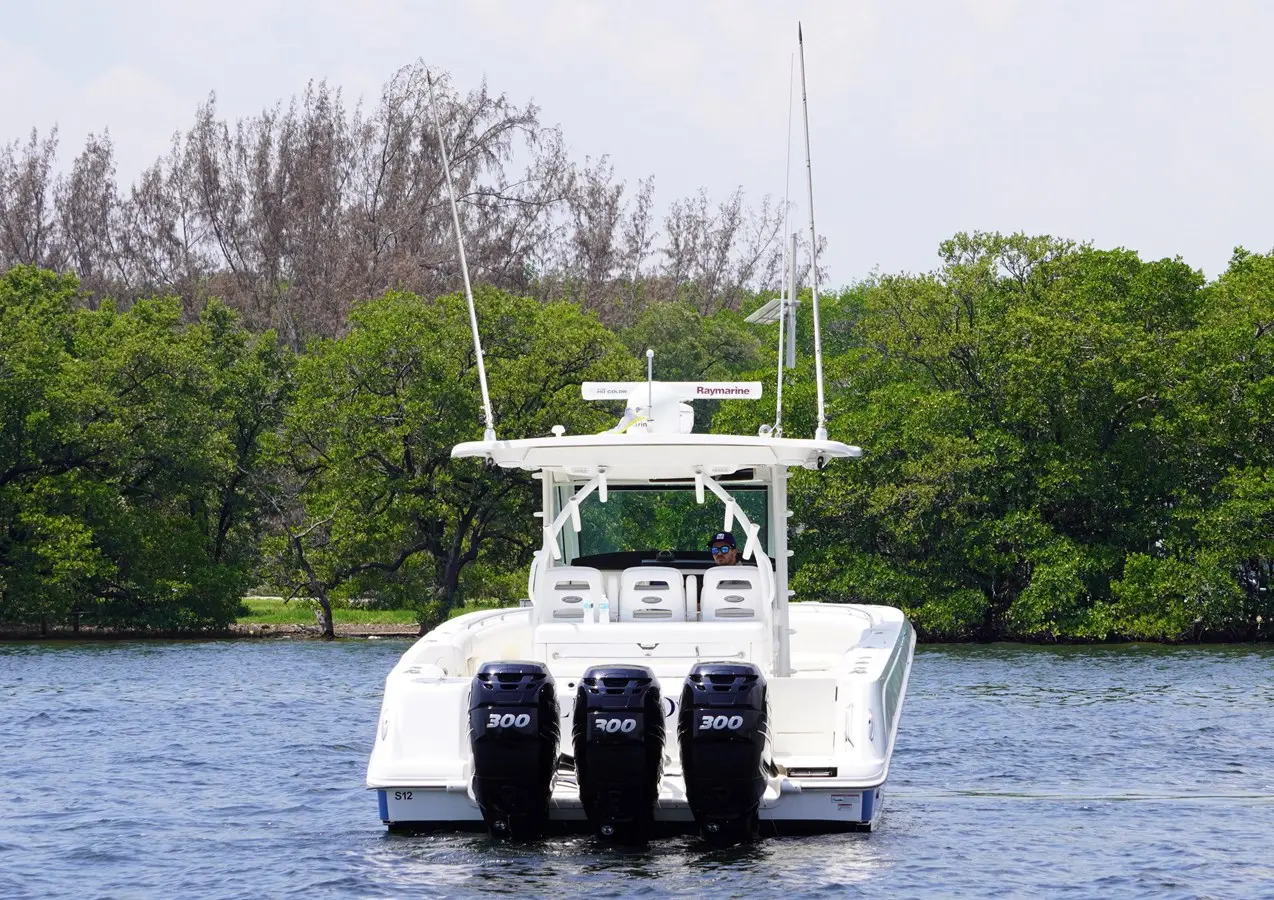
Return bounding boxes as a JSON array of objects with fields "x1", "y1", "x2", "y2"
[{"x1": 710, "y1": 531, "x2": 737, "y2": 547}]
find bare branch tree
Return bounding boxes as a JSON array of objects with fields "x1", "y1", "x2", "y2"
[
  {"x1": 0, "y1": 128, "x2": 62, "y2": 270},
  {"x1": 659, "y1": 187, "x2": 785, "y2": 314},
  {"x1": 123, "y1": 135, "x2": 215, "y2": 309},
  {"x1": 55, "y1": 132, "x2": 125, "y2": 304},
  {"x1": 1, "y1": 62, "x2": 816, "y2": 330}
]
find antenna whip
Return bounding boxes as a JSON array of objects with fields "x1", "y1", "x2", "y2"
[
  {"x1": 428, "y1": 71, "x2": 497, "y2": 442},
  {"x1": 798, "y1": 23, "x2": 828, "y2": 441},
  {"x1": 774, "y1": 53, "x2": 795, "y2": 438}
]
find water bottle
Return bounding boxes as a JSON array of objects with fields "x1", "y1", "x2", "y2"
[
  {"x1": 582, "y1": 597, "x2": 594, "y2": 623},
  {"x1": 597, "y1": 596, "x2": 611, "y2": 624}
]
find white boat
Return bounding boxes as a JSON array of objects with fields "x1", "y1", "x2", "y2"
[
  {"x1": 366, "y1": 382, "x2": 915, "y2": 838},
  {"x1": 367, "y1": 30, "x2": 914, "y2": 840}
]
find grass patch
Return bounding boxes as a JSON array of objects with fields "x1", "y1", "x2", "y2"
[
  {"x1": 237, "y1": 597, "x2": 418, "y2": 626},
  {"x1": 448, "y1": 598, "x2": 515, "y2": 619}
]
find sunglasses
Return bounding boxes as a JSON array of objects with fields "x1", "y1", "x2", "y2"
[{"x1": 710, "y1": 545, "x2": 735, "y2": 555}]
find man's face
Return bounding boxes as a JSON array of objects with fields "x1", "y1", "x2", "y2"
[{"x1": 711, "y1": 542, "x2": 737, "y2": 565}]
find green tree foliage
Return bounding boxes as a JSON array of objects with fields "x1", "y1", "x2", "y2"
[
  {"x1": 721, "y1": 233, "x2": 1272, "y2": 641},
  {"x1": 1143, "y1": 247, "x2": 1274, "y2": 636},
  {"x1": 0, "y1": 266, "x2": 289, "y2": 631},
  {"x1": 270, "y1": 287, "x2": 636, "y2": 636},
  {"x1": 4, "y1": 227, "x2": 1269, "y2": 644},
  {"x1": 621, "y1": 301, "x2": 763, "y2": 381}
]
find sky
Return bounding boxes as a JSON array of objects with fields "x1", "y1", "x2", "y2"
[{"x1": 2, "y1": 0, "x2": 1271, "y2": 285}]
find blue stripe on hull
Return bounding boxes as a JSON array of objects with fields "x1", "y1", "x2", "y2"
[
  {"x1": 861, "y1": 788, "x2": 877, "y2": 822},
  {"x1": 378, "y1": 789, "x2": 389, "y2": 822}
]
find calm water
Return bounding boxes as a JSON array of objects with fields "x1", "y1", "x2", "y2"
[{"x1": 2, "y1": 640, "x2": 1272, "y2": 899}]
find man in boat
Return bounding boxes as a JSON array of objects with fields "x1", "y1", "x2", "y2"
[{"x1": 709, "y1": 531, "x2": 739, "y2": 566}]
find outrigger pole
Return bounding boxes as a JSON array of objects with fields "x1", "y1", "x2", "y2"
[
  {"x1": 428, "y1": 71, "x2": 497, "y2": 442},
  {"x1": 798, "y1": 24, "x2": 829, "y2": 441}
]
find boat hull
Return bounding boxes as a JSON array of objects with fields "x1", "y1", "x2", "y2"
[
  {"x1": 375, "y1": 781, "x2": 885, "y2": 834},
  {"x1": 367, "y1": 601, "x2": 913, "y2": 835}
]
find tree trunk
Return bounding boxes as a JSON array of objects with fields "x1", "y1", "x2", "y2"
[
  {"x1": 417, "y1": 573, "x2": 463, "y2": 636},
  {"x1": 289, "y1": 530, "x2": 336, "y2": 639},
  {"x1": 439, "y1": 556, "x2": 464, "y2": 613},
  {"x1": 312, "y1": 593, "x2": 335, "y2": 640}
]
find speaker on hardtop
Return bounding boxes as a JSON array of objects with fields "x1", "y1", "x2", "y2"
[
  {"x1": 571, "y1": 664, "x2": 665, "y2": 842},
  {"x1": 469, "y1": 660, "x2": 560, "y2": 838},
  {"x1": 677, "y1": 661, "x2": 769, "y2": 841}
]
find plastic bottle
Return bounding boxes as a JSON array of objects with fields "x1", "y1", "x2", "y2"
[{"x1": 597, "y1": 596, "x2": 611, "y2": 624}]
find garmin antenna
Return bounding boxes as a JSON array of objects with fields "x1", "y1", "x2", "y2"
[
  {"x1": 798, "y1": 23, "x2": 829, "y2": 441},
  {"x1": 428, "y1": 71, "x2": 497, "y2": 442}
]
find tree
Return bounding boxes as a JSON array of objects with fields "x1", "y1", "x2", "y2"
[
  {"x1": 56, "y1": 133, "x2": 126, "y2": 305},
  {"x1": 4, "y1": 63, "x2": 797, "y2": 335},
  {"x1": 0, "y1": 265, "x2": 289, "y2": 631},
  {"x1": 269, "y1": 287, "x2": 636, "y2": 637},
  {"x1": 0, "y1": 266, "x2": 96, "y2": 628},
  {"x1": 718, "y1": 232, "x2": 1263, "y2": 641},
  {"x1": 1136, "y1": 247, "x2": 1274, "y2": 636},
  {"x1": 0, "y1": 129, "x2": 62, "y2": 271}
]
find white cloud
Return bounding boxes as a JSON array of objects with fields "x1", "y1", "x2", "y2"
[{"x1": 965, "y1": 0, "x2": 1020, "y2": 31}]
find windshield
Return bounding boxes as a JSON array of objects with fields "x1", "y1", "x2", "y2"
[{"x1": 571, "y1": 486, "x2": 769, "y2": 557}]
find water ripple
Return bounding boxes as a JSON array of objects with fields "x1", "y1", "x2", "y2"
[{"x1": 2, "y1": 640, "x2": 1273, "y2": 898}]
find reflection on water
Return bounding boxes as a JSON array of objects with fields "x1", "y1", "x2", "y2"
[
  {"x1": 356, "y1": 832, "x2": 894, "y2": 897},
  {"x1": 2, "y1": 640, "x2": 1273, "y2": 898}
]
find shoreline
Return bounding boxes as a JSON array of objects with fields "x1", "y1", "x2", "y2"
[
  {"x1": 0, "y1": 622, "x2": 421, "y2": 641},
  {"x1": 2, "y1": 622, "x2": 1271, "y2": 646}
]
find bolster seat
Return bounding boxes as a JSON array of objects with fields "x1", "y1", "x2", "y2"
[
  {"x1": 537, "y1": 566, "x2": 605, "y2": 621},
  {"x1": 700, "y1": 566, "x2": 764, "y2": 620},
  {"x1": 618, "y1": 566, "x2": 687, "y2": 621}
]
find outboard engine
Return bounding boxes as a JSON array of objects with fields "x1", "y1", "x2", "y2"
[
  {"x1": 678, "y1": 661, "x2": 769, "y2": 841},
  {"x1": 469, "y1": 661, "x2": 560, "y2": 838},
  {"x1": 571, "y1": 665, "x2": 665, "y2": 842}
]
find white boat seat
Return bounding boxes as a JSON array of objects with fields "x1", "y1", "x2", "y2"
[
  {"x1": 538, "y1": 566, "x2": 605, "y2": 621},
  {"x1": 700, "y1": 566, "x2": 764, "y2": 620},
  {"x1": 619, "y1": 566, "x2": 687, "y2": 621}
]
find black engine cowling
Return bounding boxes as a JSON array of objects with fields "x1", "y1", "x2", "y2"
[
  {"x1": 571, "y1": 664, "x2": 665, "y2": 841},
  {"x1": 677, "y1": 661, "x2": 769, "y2": 841},
  {"x1": 469, "y1": 660, "x2": 560, "y2": 838}
]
